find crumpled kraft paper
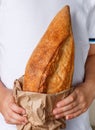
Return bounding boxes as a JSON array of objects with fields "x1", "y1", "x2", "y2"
[{"x1": 13, "y1": 77, "x2": 73, "y2": 130}]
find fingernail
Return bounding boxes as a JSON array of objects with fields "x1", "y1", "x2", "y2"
[
  {"x1": 55, "y1": 115, "x2": 59, "y2": 119},
  {"x1": 22, "y1": 123, "x2": 25, "y2": 125},
  {"x1": 22, "y1": 121, "x2": 27, "y2": 125},
  {"x1": 22, "y1": 122, "x2": 26, "y2": 125},
  {"x1": 53, "y1": 110, "x2": 57, "y2": 114},
  {"x1": 66, "y1": 115, "x2": 72, "y2": 120},
  {"x1": 22, "y1": 121, "x2": 26, "y2": 125},
  {"x1": 66, "y1": 116, "x2": 69, "y2": 120},
  {"x1": 23, "y1": 114, "x2": 27, "y2": 117},
  {"x1": 56, "y1": 104, "x2": 60, "y2": 107}
]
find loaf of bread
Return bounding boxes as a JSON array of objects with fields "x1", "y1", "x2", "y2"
[{"x1": 23, "y1": 5, "x2": 74, "y2": 94}]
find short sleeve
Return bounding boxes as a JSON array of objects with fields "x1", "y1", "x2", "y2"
[{"x1": 86, "y1": 3, "x2": 95, "y2": 44}]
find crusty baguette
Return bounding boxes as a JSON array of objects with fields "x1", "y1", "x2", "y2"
[{"x1": 23, "y1": 5, "x2": 74, "y2": 94}]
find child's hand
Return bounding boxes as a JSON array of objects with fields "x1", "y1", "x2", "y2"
[
  {"x1": 0, "y1": 88, "x2": 28, "y2": 125},
  {"x1": 53, "y1": 82, "x2": 94, "y2": 120}
]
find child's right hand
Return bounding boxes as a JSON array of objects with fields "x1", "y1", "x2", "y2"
[{"x1": 0, "y1": 87, "x2": 28, "y2": 125}]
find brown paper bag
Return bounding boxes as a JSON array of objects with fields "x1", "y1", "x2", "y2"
[{"x1": 13, "y1": 77, "x2": 73, "y2": 130}]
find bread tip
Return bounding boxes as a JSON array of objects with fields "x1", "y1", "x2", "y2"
[{"x1": 64, "y1": 5, "x2": 70, "y2": 12}]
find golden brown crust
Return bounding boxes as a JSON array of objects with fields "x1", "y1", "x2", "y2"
[{"x1": 23, "y1": 5, "x2": 74, "y2": 93}]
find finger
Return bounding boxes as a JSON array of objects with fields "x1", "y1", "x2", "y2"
[
  {"x1": 9, "y1": 111, "x2": 27, "y2": 123},
  {"x1": 9, "y1": 103, "x2": 26, "y2": 115},
  {"x1": 5, "y1": 110, "x2": 27, "y2": 125},
  {"x1": 56, "y1": 92, "x2": 77, "y2": 107},
  {"x1": 5, "y1": 117, "x2": 26, "y2": 125},
  {"x1": 66, "y1": 109, "x2": 83, "y2": 120},
  {"x1": 54, "y1": 106, "x2": 81, "y2": 119},
  {"x1": 53, "y1": 101, "x2": 78, "y2": 115}
]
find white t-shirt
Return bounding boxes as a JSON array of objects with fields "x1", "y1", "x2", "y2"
[{"x1": 0, "y1": 0, "x2": 95, "y2": 130}]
